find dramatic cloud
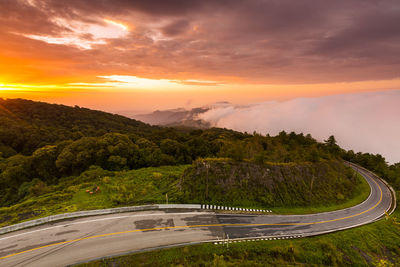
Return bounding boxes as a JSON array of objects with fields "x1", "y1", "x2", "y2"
[
  {"x1": 1, "y1": 0, "x2": 400, "y2": 84},
  {"x1": 198, "y1": 90, "x2": 400, "y2": 164}
]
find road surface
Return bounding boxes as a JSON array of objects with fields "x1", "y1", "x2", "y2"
[{"x1": 0, "y1": 164, "x2": 394, "y2": 266}]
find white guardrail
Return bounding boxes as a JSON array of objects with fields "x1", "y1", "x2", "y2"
[{"x1": 0, "y1": 204, "x2": 271, "y2": 235}]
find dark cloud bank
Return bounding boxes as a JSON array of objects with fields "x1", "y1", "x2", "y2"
[{"x1": 1, "y1": 0, "x2": 400, "y2": 82}]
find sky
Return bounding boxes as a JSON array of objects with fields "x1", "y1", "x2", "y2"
[{"x1": 0, "y1": 0, "x2": 400, "y2": 161}]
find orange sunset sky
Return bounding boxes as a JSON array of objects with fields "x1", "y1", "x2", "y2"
[{"x1": 1, "y1": 0, "x2": 400, "y2": 113}]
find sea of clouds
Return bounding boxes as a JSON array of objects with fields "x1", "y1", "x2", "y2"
[{"x1": 198, "y1": 90, "x2": 400, "y2": 164}]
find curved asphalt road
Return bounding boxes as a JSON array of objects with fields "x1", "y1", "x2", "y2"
[{"x1": 0, "y1": 164, "x2": 394, "y2": 266}]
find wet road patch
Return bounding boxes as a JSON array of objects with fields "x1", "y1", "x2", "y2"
[
  {"x1": 55, "y1": 230, "x2": 79, "y2": 236},
  {"x1": 134, "y1": 218, "x2": 175, "y2": 232}
]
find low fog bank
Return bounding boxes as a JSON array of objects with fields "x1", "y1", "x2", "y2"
[{"x1": 198, "y1": 90, "x2": 400, "y2": 164}]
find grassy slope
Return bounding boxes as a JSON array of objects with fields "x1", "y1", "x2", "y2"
[
  {"x1": 180, "y1": 160, "x2": 368, "y2": 211},
  {"x1": 273, "y1": 172, "x2": 370, "y2": 214},
  {"x1": 0, "y1": 165, "x2": 189, "y2": 227},
  {"x1": 79, "y1": 197, "x2": 400, "y2": 267},
  {"x1": 0, "y1": 163, "x2": 371, "y2": 227}
]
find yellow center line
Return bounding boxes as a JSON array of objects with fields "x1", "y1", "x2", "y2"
[{"x1": 0, "y1": 173, "x2": 385, "y2": 261}]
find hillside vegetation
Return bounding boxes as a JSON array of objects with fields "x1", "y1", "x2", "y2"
[
  {"x1": 180, "y1": 159, "x2": 360, "y2": 207},
  {"x1": 0, "y1": 98, "x2": 154, "y2": 156},
  {"x1": 0, "y1": 165, "x2": 189, "y2": 227},
  {"x1": 0, "y1": 98, "x2": 346, "y2": 207},
  {"x1": 0, "y1": 98, "x2": 398, "y2": 226},
  {"x1": 0, "y1": 162, "x2": 370, "y2": 227}
]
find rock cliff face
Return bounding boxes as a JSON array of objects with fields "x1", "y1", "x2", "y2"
[{"x1": 180, "y1": 159, "x2": 357, "y2": 207}]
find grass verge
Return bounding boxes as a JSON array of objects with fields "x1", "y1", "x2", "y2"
[{"x1": 0, "y1": 165, "x2": 189, "y2": 227}]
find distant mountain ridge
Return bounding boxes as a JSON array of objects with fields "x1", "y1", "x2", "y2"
[
  {"x1": 130, "y1": 102, "x2": 232, "y2": 128},
  {"x1": 131, "y1": 107, "x2": 209, "y2": 128}
]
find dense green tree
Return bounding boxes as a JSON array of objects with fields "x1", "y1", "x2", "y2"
[
  {"x1": 0, "y1": 142, "x2": 17, "y2": 157},
  {"x1": 186, "y1": 137, "x2": 212, "y2": 159},
  {"x1": 324, "y1": 135, "x2": 337, "y2": 146},
  {"x1": 324, "y1": 135, "x2": 341, "y2": 156},
  {"x1": 0, "y1": 154, "x2": 33, "y2": 204},
  {"x1": 31, "y1": 145, "x2": 59, "y2": 183},
  {"x1": 219, "y1": 141, "x2": 245, "y2": 161},
  {"x1": 160, "y1": 139, "x2": 189, "y2": 164}
]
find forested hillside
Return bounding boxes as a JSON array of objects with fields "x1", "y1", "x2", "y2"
[
  {"x1": 0, "y1": 98, "x2": 398, "y2": 210},
  {"x1": 0, "y1": 98, "x2": 154, "y2": 156}
]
